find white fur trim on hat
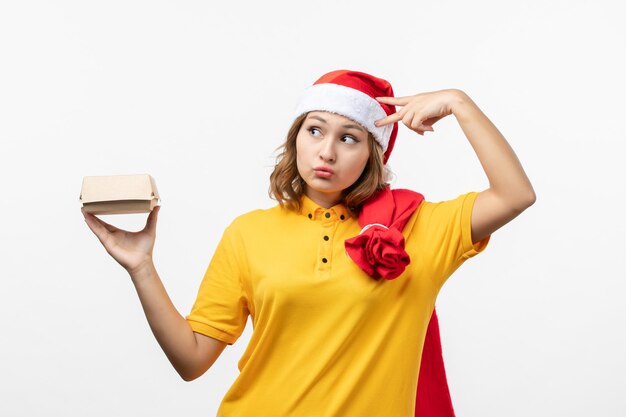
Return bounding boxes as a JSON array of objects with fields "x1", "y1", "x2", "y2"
[{"x1": 292, "y1": 83, "x2": 393, "y2": 152}]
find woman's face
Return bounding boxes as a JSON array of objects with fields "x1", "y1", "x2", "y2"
[{"x1": 296, "y1": 111, "x2": 371, "y2": 208}]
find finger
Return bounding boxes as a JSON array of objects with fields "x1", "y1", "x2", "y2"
[
  {"x1": 83, "y1": 210, "x2": 119, "y2": 234},
  {"x1": 412, "y1": 111, "x2": 436, "y2": 132},
  {"x1": 375, "y1": 96, "x2": 412, "y2": 106},
  {"x1": 419, "y1": 117, "x2": 438, "y2": 132},
  {"x1": 402, "y1": 110, "x2": 416, "y2": 128},
  {"x1": 374, "y1": 112, "x2": 404, "y2": 127},
  {"x1": 145, "y1": 205, "x2": 160, "y2": 233},
  {"x1": 423, "y1": 115, "x2": 444, "y2": 126},
  {"x1": 411, "y1": 116, "x2": 426, "y2": 132},
  {"x1": 402, "y1": 111, "x2": 424, "y2": 135},
  {"x1": 95, "y1": 216, "x2": 120, "y2": 233},
  {"x1": 82, "y1": 210, "x2": 111, "y2": 243},
  {"x1": 399, "y1": 111, "x2": 427, "y2": 135}
]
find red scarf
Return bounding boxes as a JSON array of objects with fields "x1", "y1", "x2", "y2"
[{"x1": 345, "y1": 187, "x2": 456, "y2": 417}]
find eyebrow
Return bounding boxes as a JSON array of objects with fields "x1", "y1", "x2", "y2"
[{"x1": 308, "y1": 115, "x2": 366, "y2": 133}]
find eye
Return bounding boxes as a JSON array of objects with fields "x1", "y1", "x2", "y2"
[
  {"x1": 307, "y1": 127, "x2": 321, "y2": 137},
  {"x1": 340, "y1": 135, "x2": 359, "y2": 145}
]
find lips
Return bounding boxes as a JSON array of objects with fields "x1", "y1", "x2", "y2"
[
  {"x1": 314, "y1": 166, "x2": 334, "y2": 174},
  {"x1": 314, "y1": 166, "x2": 334, "y2": 178}
]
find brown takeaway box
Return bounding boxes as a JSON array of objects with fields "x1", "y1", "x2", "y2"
[{"x1": 79, "y1": 174, "x2": 160, "y2": 215}]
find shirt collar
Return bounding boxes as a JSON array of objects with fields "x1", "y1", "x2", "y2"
[{"x1": 300, "y1": 194, "x2": 351, "y2": 222}]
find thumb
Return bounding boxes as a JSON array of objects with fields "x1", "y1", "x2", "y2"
[{"x1": 144, "y1": 205, "x2": 160, "y2": 233}]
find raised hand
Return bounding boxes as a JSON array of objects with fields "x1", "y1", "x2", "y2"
[
  {"x1": 374, "y1": 89, "x2": 461, "y2": 136},
  {"x1": 81, "y1": 206, "x2": 160, "y2": 275}
]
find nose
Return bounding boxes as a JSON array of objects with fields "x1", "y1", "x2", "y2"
[{"x1": 319, "y1": 137, "x2": 336, "y2": 163}]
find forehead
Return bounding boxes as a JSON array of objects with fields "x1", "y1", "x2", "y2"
[
  {"x1": 305, "y1": 111, "x2": 366, "y2": 131},
  {"x1": 306, "y1": 110, "x2": 353, "y2": 121}
]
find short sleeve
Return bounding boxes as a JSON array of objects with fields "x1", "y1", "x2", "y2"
[
  {"x1": 186, "y1": 224, "x2": 250, "y2": 345},
  {"x1": 408, "y1": 191, "x2": 491, "y2": 287}
]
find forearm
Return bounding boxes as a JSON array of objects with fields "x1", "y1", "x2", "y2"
[
  {"x1": 451, "y1": 90, "x2": 536, "y2": 207},
  {"x1": 130, "y1": 262, "x2": 199, "y2": 380}
]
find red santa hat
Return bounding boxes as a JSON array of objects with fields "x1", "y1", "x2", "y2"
[{"x1": 292, "y1": 69, "x2": 399, "y2": 164}]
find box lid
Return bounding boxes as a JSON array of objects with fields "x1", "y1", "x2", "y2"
[{"x1": 80, "y1": 174, "x2": 160, "y2": 204}]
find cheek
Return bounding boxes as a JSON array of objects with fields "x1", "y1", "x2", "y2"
[
  {"x1": 295, "y1": 134, "x2": 317, "y2": 163},
  {"x1": 354, "y1": 152, "x2": 370, "y2": 174},
  {"x1": 295, "y1": 137, "x2": 308, "y2": 174},
  {"x1": 344, "y1": 153, "x2": 370, "y2": 183},
  {"x1": 295, "y1": 133, "x2": 308, "y2": 156},
  {"x1": 295, "y1": 141, "x2": 304, "y2": 165}
]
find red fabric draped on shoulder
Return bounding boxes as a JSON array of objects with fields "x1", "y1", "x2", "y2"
[{"x1": 344, "y1": 187, "x2": 456, "y2": 417}]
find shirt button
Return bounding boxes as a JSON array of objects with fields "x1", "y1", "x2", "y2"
[
  {"x1": 340, "y1": 214, "x2": 345, "y2": 220},
  {"x1": 308, "y1": 213, "x2": 312, "y2": 219},
  {"x1": 322, "y1": 258, "x2": 328, "y2": 263},
  {"x1": 323, "y1": 235, "x2": 329, "y2": 241},
  {"x1": 325, "y1": 212, "x2": 330, "y2": 218}
]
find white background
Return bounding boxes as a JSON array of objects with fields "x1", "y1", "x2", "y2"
[{"x1": 1, "y1": 1, "x2": 624, "y2": 416}]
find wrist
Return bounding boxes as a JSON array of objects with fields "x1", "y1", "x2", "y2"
[
  {"x1": 449, "y1": 89, "x2": 477, "y2": 121},
  {"x1": 448, "y1": 89, "x2": 467, "y2": 113},
  {"x1": 128, "y1": 260, "x2": 156, "y2": 285}
]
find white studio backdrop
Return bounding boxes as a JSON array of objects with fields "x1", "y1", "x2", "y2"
[{"x1": 1, "y1": 1, "x2": 624, "y2": 416}]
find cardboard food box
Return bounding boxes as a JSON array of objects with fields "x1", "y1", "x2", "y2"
[{"x1": 80, "y1": 174, "x2": 160, "y2": 215}]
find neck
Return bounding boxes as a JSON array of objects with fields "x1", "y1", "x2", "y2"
[{"x1": 304, "y1": 189, "x2": 342, "y2": 209}]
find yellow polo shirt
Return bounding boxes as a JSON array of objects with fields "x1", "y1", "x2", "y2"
[{"x1": 186, "y1": 192, "x2": 490, "y2": 417}]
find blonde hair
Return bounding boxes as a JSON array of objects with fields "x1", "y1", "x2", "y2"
[{"x1": 269, "y1": 112, "x2": 390, "y2": 217}]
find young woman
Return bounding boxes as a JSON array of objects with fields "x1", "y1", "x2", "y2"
[{"x1": 82, "y1": 69, "x2": 535, "y2": 417}]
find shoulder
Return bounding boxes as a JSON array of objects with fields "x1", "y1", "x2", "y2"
[
  {"x1": 225, "y1": 203, "x2": 295, "y2": 236},
  {"x1": 416, "y1": 191, "x2": 479, "y2": 218},
  {"x1": 404, "y1": 191, "x2": 480, "y2": 236}
]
